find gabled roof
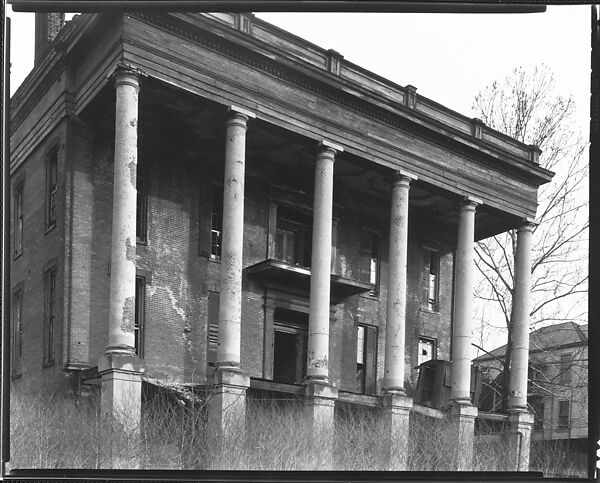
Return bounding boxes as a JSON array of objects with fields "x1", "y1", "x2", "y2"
[{"x1": 475, "y1": 322, "x2": 588, "y2": 363}]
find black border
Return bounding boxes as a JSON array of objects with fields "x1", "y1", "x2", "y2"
[{"x1": 1, "y1": 1, "x2": 598, "y2": 482}]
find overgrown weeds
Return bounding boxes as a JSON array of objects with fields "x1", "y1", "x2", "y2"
[{"x1": 7, "y1": 387, "x2": 586, "y2": 475}]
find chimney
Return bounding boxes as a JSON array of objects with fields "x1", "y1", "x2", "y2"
[{"x1": 34, "y1": 13, "x2": 65, "y2": 65}]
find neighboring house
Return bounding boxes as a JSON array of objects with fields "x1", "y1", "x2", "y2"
[
  {"x1": 9, "y1": 11, "x2": 551, "y2": 469},
  {"x1": 476, "y1": 322, "x2": 588, "y2": 459}
]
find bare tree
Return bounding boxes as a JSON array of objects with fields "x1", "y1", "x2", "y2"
[{"x1": 471, "y1": 65, "x2": 588, "y2": 411}]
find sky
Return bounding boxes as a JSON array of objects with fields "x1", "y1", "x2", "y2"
[{"x1": 6, "y1": 5, "x2": 591, "y2": 352}]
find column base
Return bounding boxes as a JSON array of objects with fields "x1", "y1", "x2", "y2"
[
  {"x1": 303, "y1": 380, "x2": 338, "y2": 469},
  {"x1": 506, "y1": 409, "x2": 534, "y2": 471},
  {"x1": 98, "y1": 352, "x2": 145, "y2": 468},
  {"x1": 381, "y1": 392, "x2": 413, "y2": 470},
  {"x1": 207, "y1": 367, "x2": 250, "y2": 442},
  {"x1": 447, "y1": 401, "x2": 478, "y2": 471}
]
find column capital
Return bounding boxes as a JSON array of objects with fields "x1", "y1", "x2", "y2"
[
  {"x1": 110, "y1": 62, "x2": 146, "y2": 88},
  {"x1": 393, "y1": 169, "x2": 418, "y2": 186},
  {"x1": 517, "y1": 218, "x2": 538, "y2": 233},
  {"x1": 460, "y1": 195, "x2": 483, "y2": 210},
  {"x1": 227, "y1": 105, "x2": 256, "y2": 122},
  {"x1": 318, "y1": 139, "x2": 344, "y2": 155}
]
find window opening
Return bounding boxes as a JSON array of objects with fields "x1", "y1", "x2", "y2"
[
  {"x1": 422, "y1": 248, "x2": 440, "y2": 311},
  {"x1": 135, "y1": 276, "x2": 146, "y2": 357},
  {"x1": 12, "y1": 288, "x2": 23, "y2": 378},
  {"x1": 136, "y1": 160, "x2": 148, "y2": 242},
  {"x1": 418, "y1": 337, "x2": 436, "y2": 366},
  {"x1": 14, "y1": 185, "x2": 23, "y2": 256},
  {"x1": 210, "y1": 188, "x2": 223, "y2": 261},
  {"x1": 558, "y1": 400, "x2": 570, "y2": 429},
  {"x1": 274, "y1": 206, "x2": 311, "y2": 267},
  {"x1": 356, "y1": 324, "x2": 377, "y2": 395},
  {"x1": 46, "y1": 148, "x2": 58, "y2": 230},
  {"x1": 43, "y1": 266, "x2": 57, "y2": 366},
  {"x1": 559, "y1": 353, "x2": 571, "y2": 384},
  {"x1": 361, "y1": 230, "x2": 380, "y2": 295},
  {"x1": 272, "y1": 309, "x2": 308, "y2": 385}
]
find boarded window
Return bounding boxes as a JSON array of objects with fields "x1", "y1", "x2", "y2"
[
  {"x1": 207, "y1": 292, "x2": 219, "y2": 368},
  {"x1": 357, "y1": 324, "x2": 377, "y2": 395},
  {"x1": 135, "y1": 276, "x2": 146, "y2": 357},
  {"x1": 14, "y1": 184, "x2": 23, "y2": 257},
  {"x1": 421, "y1": 248, "x2": 440, "y2": 311},
  {"x1": 43, "y1": 266, "x2": 57, "y2": 366},
  {"x1": 11, "y1": 287, "x2": 23, "y2": 378},
  {"x1": 45, "y1": 148, "x2": 58, "y2": 230}
]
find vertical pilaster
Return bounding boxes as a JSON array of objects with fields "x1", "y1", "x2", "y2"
[
  {"x1": 448, "y1": 196, "x2": 481, "y2": 471},
  {"x1": 383, "y1": 171, "x2": 416, "y2": 393},
  {"x1": 99, "y1": 64, "x2": 145, "y2": 468},
  {"x1": 507, "y1": 220, "x2": 536, "y2": 470}
]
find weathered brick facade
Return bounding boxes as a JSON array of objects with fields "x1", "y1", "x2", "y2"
[{"x1": 10, "y1": 16, "x2": 551, "y2": 470}]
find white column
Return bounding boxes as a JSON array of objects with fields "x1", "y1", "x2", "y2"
[
  {"x1": 217, "y1": 106, "x2": 255, "y2": 369},
  {"x1": 306, "y1": 140, "x2": 342, "y2": 382},
  {"x1": 383, "y1": 171, "x2": 417, "y2": 393},
  {"x1": 106, "y1": 66, "x2": 140, "y2": 354},
  {"x1": 450, "y1": 196, "x2": 481, "y2": 403},
  {"x1": 508, "y1": 221, "x2": 535, "y2": 409}
]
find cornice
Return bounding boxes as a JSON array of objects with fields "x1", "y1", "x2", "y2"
[{"x1": 130, "y1": 12, "x2": 551, "y2": 188}]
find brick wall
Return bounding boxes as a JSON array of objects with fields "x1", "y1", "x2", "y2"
[{"x1": 10, "y1": 122, "x2": 67, "y2": 393}]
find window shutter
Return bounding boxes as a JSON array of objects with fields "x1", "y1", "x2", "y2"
[
  {"x1": 365, "y1": 325, "x2": 378, "y2": 395},
  {"x1": 207, "y1": 292, "x2": 220, "y2": 367}
]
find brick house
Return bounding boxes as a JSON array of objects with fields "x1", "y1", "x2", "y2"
[
  {"x1": 9, "y1": 11, "x2": 552, "y2": 469},
  {"x1": 475, "y1": 322, "x2": 588, "y2": 465}
]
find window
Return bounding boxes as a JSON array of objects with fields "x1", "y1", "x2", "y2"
[
  {"x1": 11, "y1": 287, "x2": 23, "y2": 378},
  {"x1": 206, "y1": 292, "x2": 219, "y2": 369},
  {"x1": 274, "y1": 206, "x2": 312, "y2": 267},
  {"x1": 210, "y1": 188, "x2": 223, "y2": 261},
  {"x1": 136, "y1": 160, "x2": 148, "y2": 243},
  {"x1": 272, "y1": 309, "x2": 308, "y2": 385},
  {"x1": 43, "y1": 266, "x2": 57, "y2": 366},
  {"x1": 14, "y1": 184, "x2": 23, "y2": 257},
  {"x1": 558, "y1": 400, "x2": 570, "y2": 429},
  {"x1": 422, "y1": 248, "x2": 440, "y2": 311},
  {"x1": 45, "y1": 148, "x2": 58, "y2": 230},
  {"x1": 360, "y1": 230, "x2": 380, "y2": 295},
  {"x1": 559, "y1": 353, "x2": 571, "y2": 384},
  {"x1": 531, "y1": 396, "x2": 545, "y2": 431},
  {"x1": 356, "y1": 324, "x2": 377, "y2": 395},
  {"x1": 418, "y1": 337, "x2": 436, "y2": 366},
  {"x1": 134, "y1": 276, "x2": 146, "y2": 357}
]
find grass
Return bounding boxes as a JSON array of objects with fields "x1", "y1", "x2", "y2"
[{"x1": 7, "y1": 385, "x2": 587, "y2": 475}]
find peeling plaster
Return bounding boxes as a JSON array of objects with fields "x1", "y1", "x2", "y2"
[
  {"x1": 125, "y1": 237, "x2": 136, "y2": 261},
  {"x1": 128, "y1": 159, "x2": 137, "y2": 188},
  {"x1": 122, "y1": 296, "x2": 136, "y2": 332},
  {"x1": 165, "y1": 286, "x2": 187, "y2": 322}
]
